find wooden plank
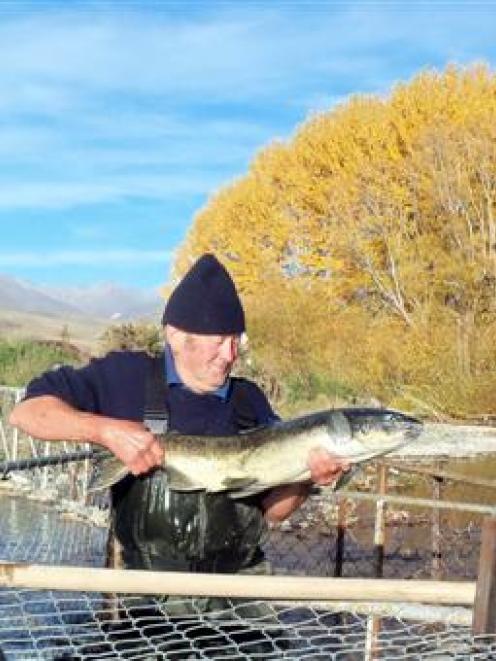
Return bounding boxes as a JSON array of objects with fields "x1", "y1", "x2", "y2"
[
  {"x1": 384, "y1": 461, "x2": 496, "y2": 489},
  {"x1": 329, "y1": 490, "x2": 496, "y2": 515},
  {"x1": 473, "y1": 517, "x2": 496, "y2": 633},
  {"x1": 0, "y1": 563, "x2": 476, "y2": 605}
]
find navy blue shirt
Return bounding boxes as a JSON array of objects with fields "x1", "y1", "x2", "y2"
[{"x1": 25, "y1": 349, "x2": 277, "y2": 434}]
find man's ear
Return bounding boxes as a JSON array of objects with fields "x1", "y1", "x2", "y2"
[
  {"x1": 164, "y1": 324, "x2": 173, "y2": 344},
  {"x1": 165, "y1": 324, "x2": 182, "y2": 350}
]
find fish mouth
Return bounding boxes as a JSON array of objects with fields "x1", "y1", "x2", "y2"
[
  {"x1": 386, "y1": 414, "x2": 423, "y2": 440},
  {"x1": 343, "y1": 408, "x2": 423, "y2": 442},
  {"x1": 404, "y1": 421, "x2": 423, "y2": 439}
]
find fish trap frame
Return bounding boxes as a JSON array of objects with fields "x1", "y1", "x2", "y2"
[{"x1": 3, "y1": 386, "x2": 496, "y2": 659}]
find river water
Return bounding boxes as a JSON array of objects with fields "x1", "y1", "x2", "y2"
[
  {"x1": 0, "y1": 494, "x2": 108, "y2": 659},
  {"x1": 0, "y1": 494, "x2": 107, "y2": 566}
]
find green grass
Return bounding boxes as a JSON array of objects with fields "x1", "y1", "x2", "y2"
[{"x1": 0, "y1": 338, "x2": 83, "y2": 387}]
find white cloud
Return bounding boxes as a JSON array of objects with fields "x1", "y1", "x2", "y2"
[
  {"x1": 0, "y1": 171, "x2": 224, "y2": 210},
  {"x1": 0, "y1": 5, "x2": 491, "y2": 115},
  {"x1": 0, "y1": 12, "x2": 282, "y2": 100},
  {"x1": 0, "y1": 249, "x2": 171, "y2": 267},
  {"x1": 0, "y1": 6, "x2": 457, "y2": 109},
  {"x1": 0, "y1": 111, "x2": 271, "y2": 184},
  {"x1": 0, "y1": 3, "x2": 493, "y2": 214}
]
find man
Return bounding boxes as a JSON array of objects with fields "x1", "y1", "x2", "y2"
[{"x1": 10, "y1": 253, "x2": 347, "y2": 577}]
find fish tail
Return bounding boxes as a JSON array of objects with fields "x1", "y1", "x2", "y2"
[{"x1": 88, "y1": 455, "x2": 129, "y2": 492}]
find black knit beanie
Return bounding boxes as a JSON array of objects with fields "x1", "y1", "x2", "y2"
[{"x1": 162, "y1": 254, "x2": 246, "y2": 334}]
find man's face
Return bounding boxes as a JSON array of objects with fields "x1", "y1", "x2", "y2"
[{"x1": 167, "y1": 327, "x2": 240, "y2": 393}]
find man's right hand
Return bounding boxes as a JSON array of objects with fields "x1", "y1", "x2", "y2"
[
  {"x1": 9, "y1": 395, "x2": 165, "y2": 477},
  {"x1": 97, "y1": 419, "x2": 165, "y2": 476}
]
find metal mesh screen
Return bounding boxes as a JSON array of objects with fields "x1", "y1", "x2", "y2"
[{"x1": 2, "y1": 589, "x2": 496, "y2": 660}]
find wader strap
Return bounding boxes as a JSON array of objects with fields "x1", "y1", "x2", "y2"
[
  {"x1": 143, "y1": 352, "x2": 169, "y2": 434},
  {"x1": 230, "y1": 378, "x2": 260, "y2": 430},
  {"x1": 143, "y1": 353, "x2": 259, "y2": 434}
]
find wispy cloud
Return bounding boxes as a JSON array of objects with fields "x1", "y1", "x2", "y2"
[
  {"x1": 3, "y1": 5, "x2": 490, "y2": 102},
  {"x1": 0, "y1": 249, "x2": 171, "y2": 267},
  {"x1": 0, "y1": 6, "x2": 492, "y2": 114},
  {"x1": 0, "y1": 172, "x2": 226, "y2": 210},
  {"x1": 0, "y1": 4, "x2": 493, "y2": 211}
]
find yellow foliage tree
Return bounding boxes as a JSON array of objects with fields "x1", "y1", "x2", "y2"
[{"x1": 171, "y1": 64, "x2": 496, "y2": 415}]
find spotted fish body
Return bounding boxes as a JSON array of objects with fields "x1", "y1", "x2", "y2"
[{"x1": 89, "y1": 408, "x2": 422, "y2": 497}]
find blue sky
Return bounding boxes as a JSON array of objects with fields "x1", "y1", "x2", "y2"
[{"x1": 0, "y1": 0, "x2": 495, "y2": 292}]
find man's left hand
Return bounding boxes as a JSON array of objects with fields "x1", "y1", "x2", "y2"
[{"x1": 307, "y1": 448, "x2": 350, "y2": 486}]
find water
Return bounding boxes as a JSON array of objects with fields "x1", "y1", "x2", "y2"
[
  {"x1": 0, "y1": 494, "x2": 107, "y2": 566},
  {"x1": 0, "y1": 494, "x2": 108, "y2": 659},
  {"x1": 403, "y1": 454, "x2": 496, "y2": 528}
]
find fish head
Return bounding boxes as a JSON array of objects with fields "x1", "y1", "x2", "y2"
[{"x1": 327, "y1": 408, "x2": 422, "y2": 461}]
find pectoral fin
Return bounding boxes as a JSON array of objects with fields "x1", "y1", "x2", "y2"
[
  {"x1": 221, "y1": 476, "x2": 257, "y2": 491},
  {"x1": 228, "y1": 485, "x2": 267, "y2": 499},
  {"x1": 166, "y1": 466, "x2": 203, "y2": 491},
  {"x1": 88, "y1": 456, "x2": 129, "y2": 492}
]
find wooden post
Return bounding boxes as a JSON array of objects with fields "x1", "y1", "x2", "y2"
[
  {"x1": 101, "y1": 520, "x2": 124, "y2": 622},
  {"x1": 367, "y1": 464, "x2": 388, "y2": 661},
  {"x1": 28, "y1": 436, "x2": 38, "y2": 459},
  {"x1": 63, "y1": 442, "x2": 77, "y2": 500},
  {"x1": 81, "y1": 445, "x2": 91, "y2": 505},
  {"x1": 11, "y1": 389, "x2": 22, "y2": 462},
  {"x1": 374, "y1": 464, "x2": 388, "y2": 578},
  {"x1": 0, "y1": 421, "x2": 10, "y2": 461},
  {"x1": 11, "y1": 426, "x2": 18, "y2": 462},
  {"x1": 432, "y1": 474, "x2": 443, "y2": 579},
  {"x1": 365, "y1": 614, "x2": 381, "y2": 661},
  {"x1": 473, "y1": 517, "x2": 496, "y2": 634},
  {"x1": 334, "y1": 499, "x2": 347, "y2": 577},
  {"x1": 41, "y1": 443, "x2": 50, "y2": 490}
]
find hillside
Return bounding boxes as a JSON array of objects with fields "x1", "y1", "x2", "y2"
[
  {"x1": 0, "y1": 274, "x2": 162, "y2": 321},
  {"x1": 0, "y1": 309, "x2": 109, "y2": 354},
  {"x1": 0, "y1": 274, "x2": 163, "y2": 354},
  {"x1": 0, "y1": 275, "x2": 80, "y2": 316}
]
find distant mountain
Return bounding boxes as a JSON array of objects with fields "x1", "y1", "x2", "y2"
[
  {"x1": 43, "y1": 282, "x2": 163, "y2": 321},
  {"x1": 0, "y1": 275, "x2": 81, "y2": 316},
  {"x1": 0, "y1": 308, "x2": 107, "y2": 354},
  {"x1": 0, "y1": 274, "x2": 163, "y2": 321}
]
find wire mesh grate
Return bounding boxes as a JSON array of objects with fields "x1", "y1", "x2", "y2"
[{"x1": 2, "y1": 589, "x2": 496, "y2": 660}]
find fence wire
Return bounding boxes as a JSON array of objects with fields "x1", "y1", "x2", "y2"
[{"x1": 1, "y1": 588, "x2": 496, "y2": 660}]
